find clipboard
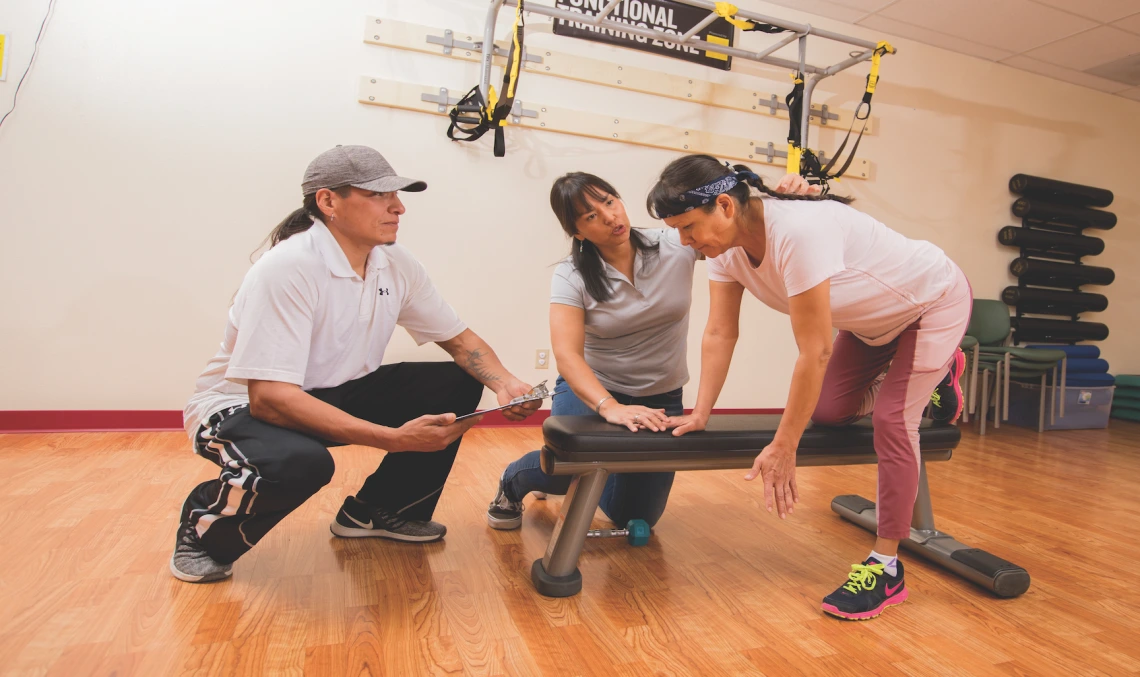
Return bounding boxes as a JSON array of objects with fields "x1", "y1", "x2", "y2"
[{"x1": 455, "y1": 379, "x2": 549, "y2": 421}]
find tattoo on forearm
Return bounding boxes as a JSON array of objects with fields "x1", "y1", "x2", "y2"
[{"x1": 463, "y1": 348, "x2": 502, "y2": 384}]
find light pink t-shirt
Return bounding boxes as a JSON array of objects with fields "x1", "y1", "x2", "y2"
[{"x1": 706, "y1": 198, "x2": 955, "y2": 346}]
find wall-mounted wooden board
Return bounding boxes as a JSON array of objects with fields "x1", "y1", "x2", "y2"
[
  {"x1": 364, "y1": 17, "x2": 877, "y2": 135},
  {"x1": 358, "y1": 76, "x2": 870, "y2": 179}
]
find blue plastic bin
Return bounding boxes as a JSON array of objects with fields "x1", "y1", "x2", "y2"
[{"x1": 1007, "y1": 381, "x2": 1114, "y2": 431}]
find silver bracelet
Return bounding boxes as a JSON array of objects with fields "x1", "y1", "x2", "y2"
[{"x1": 594, "y1": 395, "x2": 614, "y2": 415}]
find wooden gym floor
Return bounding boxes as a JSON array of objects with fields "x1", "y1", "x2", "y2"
[{"x1": 2, "y1": 421, "x2": 1139, "y2": 676}]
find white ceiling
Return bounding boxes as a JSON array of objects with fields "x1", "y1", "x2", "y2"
[{"x1": 758, "y1": 0, "x2": 1140, "y2": 100}]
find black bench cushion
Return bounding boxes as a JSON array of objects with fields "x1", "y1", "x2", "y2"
[{"x1": 542, "y1": 414, "x2": 961, "y2": 463}]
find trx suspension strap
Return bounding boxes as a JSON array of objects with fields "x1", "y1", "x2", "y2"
[
  {"x1": 788, "y1": 41, "x2": 895, "y2": 192},
  {"x1": 446, "y1": 0, "x2": 526, "y2": 157},
  {"x1": 817, "y1": 41, "x2": 894, "y2": 180},
  {"x1": 785, "y1": 71, "x2": 805, "y2": 178}
]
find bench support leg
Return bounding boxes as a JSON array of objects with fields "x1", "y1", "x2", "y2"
[
  {"x1": 830, "y1": 461, "x2": 1030, "y2": 598},
  {"x1": 532, "y1": 468, "x2": 609, "y2": 597}
]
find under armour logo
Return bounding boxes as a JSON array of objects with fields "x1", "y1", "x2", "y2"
[{"x1": 378, "y1": 288, "x2": 389, "y2": 295}]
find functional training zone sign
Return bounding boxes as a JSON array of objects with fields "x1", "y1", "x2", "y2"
[{"x1": 553, "y1": 0, "x2": 735, "y2": 70}]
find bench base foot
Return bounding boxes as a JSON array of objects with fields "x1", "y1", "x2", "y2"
[
  {"x1": 831, "y1": 494, "x2": 1030, "y2": 598},
  {"x1": 532, "y1": 558, "x2": 582, "y2": 597}
]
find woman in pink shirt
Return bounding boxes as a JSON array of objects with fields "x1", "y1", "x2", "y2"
[{"x1": 649, "y1": 154, "x2": 969, "y2": 621}]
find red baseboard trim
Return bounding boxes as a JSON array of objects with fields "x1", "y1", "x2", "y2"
[
  {"x1": 0, "y1": 410, "x2": 185, "y2": 434},
  {"x1": 0, "y1": 407, "x2": 786, "y2": 433}
]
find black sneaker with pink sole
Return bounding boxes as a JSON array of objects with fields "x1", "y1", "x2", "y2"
[{"x1": 931, "y1": 348, "x2": 966, "y2": 424}]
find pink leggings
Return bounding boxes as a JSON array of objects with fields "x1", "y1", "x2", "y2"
[{"x1": 811, "y1": 267, "x2": 972, "y2": 540}]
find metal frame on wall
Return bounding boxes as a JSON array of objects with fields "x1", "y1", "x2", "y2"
[
  {"x1": 364, "y1": 18, "x2": 877, "y2": 133},
  {"x1": 477, "y1": 0, "x2": 891, "y2": 154}
]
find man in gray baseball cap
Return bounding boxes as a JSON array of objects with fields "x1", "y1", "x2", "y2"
[
  {"x1": 170, "y1": 145, "x2": 542, "y2": 583},
  {"x1": 301, "y1": 144, "x2": 427, "y2": 195}
]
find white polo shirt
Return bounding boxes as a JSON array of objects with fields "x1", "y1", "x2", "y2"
[{"x1": 183, "y1": 219, "x2": 466, "y2": 438}]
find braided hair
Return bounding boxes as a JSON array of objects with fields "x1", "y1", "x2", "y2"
[{"x1": 646, "y1": 154, "x2": 851, "y2": 220}]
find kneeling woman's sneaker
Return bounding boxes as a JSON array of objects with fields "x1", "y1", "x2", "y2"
[
  {"x1": 931, "y1": 348, "x2": 966, "y2": 423},
  {"x1": 486, "y1": 486, "x2": 524, "y2": 530},
  {"x1": 821, "y1": 559, "x2": 908, "y2": 620}
]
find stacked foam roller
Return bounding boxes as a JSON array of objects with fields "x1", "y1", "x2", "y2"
[
  {"x1": 1025, "y1": 345, "x2": 1114, "y2": 387},
  {"x1": 1112, "y1": 375, "x2": 1140, "y2": 422},
  {"x1": 1001, "y1": 174, "x2": 1116, "y2": 345}
]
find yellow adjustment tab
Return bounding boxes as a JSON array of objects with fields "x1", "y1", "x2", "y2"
[
  {"x1": 714, "y1": 2, "x2": 754, "y2": 30},
  {"x1": 486, "y1": 85, "x2": 499, "y2": 116},
  {"x1": 786, "y1": 143, "x2": 802, "y2": 175},
  {"x1": 705, "y1": 34, "x2": 730, "y2": 61},
  {"x1": 790, "y1": 71, "x2": 803, "y2": 84},
  {"x1": 866, "y1": 41, "x2": 894, "y2": 94}
]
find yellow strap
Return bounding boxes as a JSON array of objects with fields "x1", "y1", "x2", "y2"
[
  {"x1": 505, "y1": 0, "x2": 524, "y2": 100},
  {"x1": 492, "y1": 0, "x2": 524, "y2": 126},
  {"x1": 786, "y1": 142, "x2": 801, "y2": 175},
  {"x1": 714, "y1": 2, "x2": 754, "y2": 30},
  {"x1": 865, "y1": 40, "x2": 894, "y2": 95}
]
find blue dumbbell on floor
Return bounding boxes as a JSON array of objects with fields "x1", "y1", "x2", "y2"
[{"x1": 586, "y1": 519, "x2": 651, "y2": 546}]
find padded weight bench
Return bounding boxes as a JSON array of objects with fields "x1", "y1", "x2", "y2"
[{"x1": 533, "y1": 414, "x2": 1030, "y2": 599}]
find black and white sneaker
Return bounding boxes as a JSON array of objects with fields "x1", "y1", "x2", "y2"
[
  {"x1": 330, "y1": 496, "x2": 447, "y2": 542},
  {"x1": 486, "y1": 486, "x2": 524, "y2": 530},
  {"x1": 169, "y1": 520, "x2": 233, "y2": 583}
]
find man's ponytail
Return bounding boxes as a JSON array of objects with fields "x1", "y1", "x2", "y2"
[
  {"x1": 254, "y1": 186, "x2": 354, "y2": 256},
  {"x1": 269, "y1": 203, "x2": 317, "y2": 248}
]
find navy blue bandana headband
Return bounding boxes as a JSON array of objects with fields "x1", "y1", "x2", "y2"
[{"x1": 655, "y1": 170, "x2": 759, "y2": 219}]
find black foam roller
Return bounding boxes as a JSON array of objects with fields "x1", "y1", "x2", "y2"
[
  {"x1": 1012, "y1": 198, "x2": 1117, "y2": 229},
  {"x1": 997, "y1": 226, "x2": 1104, "y2": 257},
  {"x1": 1009, "y1": 174, "x2": 1113, "y2": 208},
  {"x1": 1009, "y1": 257, "x2": 1115, "y2": 287},
  {"x1": 1001, "y1": 286, "x2": 1108, "y2": 313},
  {"x1": 1011, "y1": 317, "x2": 1109, "y2": 342}
]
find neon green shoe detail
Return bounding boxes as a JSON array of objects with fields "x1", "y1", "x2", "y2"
[{"x1": 842, "y1": 562, "x2": 885, "y2": 594}]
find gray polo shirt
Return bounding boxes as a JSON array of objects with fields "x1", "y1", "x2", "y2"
[{"x1": 550, "y1": 228, "x2": 700, "y2": 397}]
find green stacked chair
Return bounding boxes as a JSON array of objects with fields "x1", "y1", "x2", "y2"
[
  {"x1": 967, "y1": 300, "x2": 1067, "y2": 434},
  {"x1": 963, "y1": 301, "x2": 1006, "y2": 435},
  {"x1": 1112, "y1": 375, "x2": 1140, "y2": 422},
  {"x1": 959, "y1": 334, "x2": 979, "y2": 424}
]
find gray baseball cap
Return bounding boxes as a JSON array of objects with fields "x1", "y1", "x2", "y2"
[{"x1": 301, "y1": 145, "x2": 427, "y2": 196}]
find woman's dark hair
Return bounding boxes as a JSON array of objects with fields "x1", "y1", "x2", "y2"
[
  {"x1": 646, "y1": 154, "x2": 852, "y2": 221},
  {"x1": 261, "y1": 185, "x2": 354, "y2": 251},
  {"x1": 550, "y1": 172, "x2": 659, "y2": 303}
]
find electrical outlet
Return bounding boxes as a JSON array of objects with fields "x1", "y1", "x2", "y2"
[{"x1": 535, "y1": 349, "x2": 550, "y2": 369}]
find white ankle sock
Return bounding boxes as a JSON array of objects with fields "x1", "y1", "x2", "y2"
[{"x1": 869, "y1": 550, "x2": 898, "y2": 576}]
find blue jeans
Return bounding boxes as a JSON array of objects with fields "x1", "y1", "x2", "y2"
[{"x1": 501, "y1": 376, "x2": 681, "y2": 527}]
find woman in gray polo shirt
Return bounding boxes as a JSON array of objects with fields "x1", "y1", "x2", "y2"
[
  {"x1": 486, "y1": 171, "x2": 698, "y2": 530},
  {"x1": 487, "y1": 172, "x2": 812, "y2": 530}
]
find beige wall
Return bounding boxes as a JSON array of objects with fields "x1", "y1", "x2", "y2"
[{"x1": 1, "y1": 0, "x2": 1137, "y2": 412}]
